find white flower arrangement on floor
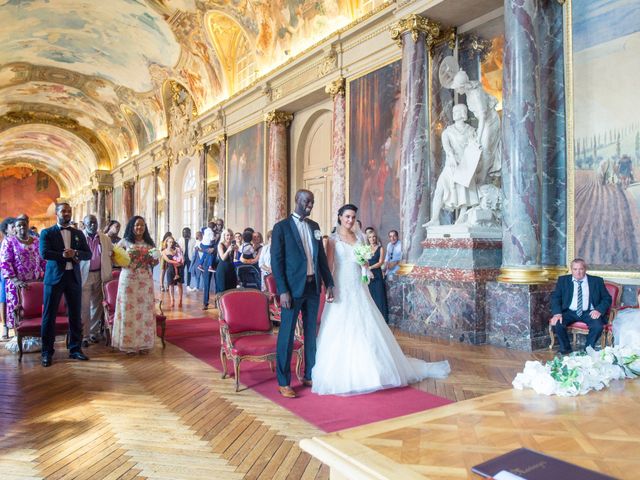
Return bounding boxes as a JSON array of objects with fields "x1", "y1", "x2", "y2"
[{"x1": 512, "y1": 346, "x2": 640, "y2": 397}]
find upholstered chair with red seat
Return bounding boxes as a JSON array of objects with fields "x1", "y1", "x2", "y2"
[
  {"x1": 14, "y1": 282, "x2": 68, "y2": 361},
  {"x1": 102, "y1": 279, "x2": 166, "y2": 348},
  {"x1": 217, "y1": 288, "x2": 303, "y2": 392},
  {"x1": 111, "y1": 269, "x2": 121, "y2": 281},
  {"x1": 263, "y1": 274, "x2": 281, "y2": 325},
  {"x1": 549, "y1": 281, "x2": 622, "y2": 350}
]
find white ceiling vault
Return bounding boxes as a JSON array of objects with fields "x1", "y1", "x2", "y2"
[{"x1": 0, "y1": 0, "x2": 374, "y2": 196}]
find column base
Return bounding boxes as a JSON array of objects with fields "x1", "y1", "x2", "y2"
[
  {"x1": 543, "y1": 265, "x2": 568, "y2": 282},
  {"x1": 497, "y1": 267, "x2": 548, "y2": 284}
]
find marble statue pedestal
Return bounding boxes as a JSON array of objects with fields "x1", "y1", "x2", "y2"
[
  {"x1": 388, "y1": 238, "x2": 502, "y2": 345},
  {"x1": 485, "y1": 282, "x2": 555, "y2": 351}
]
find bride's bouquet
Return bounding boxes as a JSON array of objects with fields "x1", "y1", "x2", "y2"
[
  {"x1": 128, "y1": 246, "x2": 161, "y2": 269},
  {"x1": 353, "y1": 244, "x2": 374, "y2": 284}
]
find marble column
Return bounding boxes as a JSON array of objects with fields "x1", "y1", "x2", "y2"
[
  {"x1": 214, "y1": 135, "x2": 227, "y2": 222},
  {"x1": 539, "y1": 0, "x2": 567, "y2": 278},
  {"x1": 391, "y1": 15, "x2": 441, "y2": 263},
  {"x1": 97, "y1": 188, "x2": 107, "y2": 229},
  {"x1": 265, "y1": 111, "x2": 293, "y2": 229},
  {"x1": 123, "y1": 181, "x2": 135, "y2": 222},
  {"x1": 199, "y1": 143, "x2": 209, "y2": 227},
  {"x1": 499, "y1": 0, "x2": 555, "y2": 284},
  {"x1": 458, "y1": 34, "x2": 492, "y2": 83},
  {"x1": 163, "y1": 161, "x2": 171, "y2": 232},
  {"x1": 326, "y1": 77, "x2": 346, "y2": 216},
  {"x1": 152, "y1": 167, "x2": 159, "y2": 242},
  {"x1": 429, "y1": 40, "x2": 455, "y2": 223},
  {"x1": 91, "y1": 189, "x2": 98, "y2": 215}
]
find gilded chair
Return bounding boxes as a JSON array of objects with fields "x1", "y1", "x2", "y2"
[
  {"x1": 217, "y1": 288, "x2": 302, "y2": 392},
  {"x1": 549, "y1": 281, "x2": 622, "y2": 350}
]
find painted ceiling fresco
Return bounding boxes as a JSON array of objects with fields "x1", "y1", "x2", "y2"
[
  {"x1": 0, "y1": 0, "x2": 379, "y2": 190},
  {"x1": 0, "y1": 124, "x2": 98, "y2": 196}
]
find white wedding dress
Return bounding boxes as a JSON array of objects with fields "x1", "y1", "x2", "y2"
[
  {"x1": 312, "y1": 237, "x2": 450, "y2": 396},
  {"x1": 613, "y1": 308, "x2": 640, "y2": 348}
]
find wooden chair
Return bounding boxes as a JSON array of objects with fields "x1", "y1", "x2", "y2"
[
  {"x1": 14, "y1": 282, "x2": 68, "y2": 361},
  {"x1": 217, "y1": 288, "x2": 303, "y2": 392},
  {"x1": 101, "y1": 279, "x2": 166, "y2": 348},
  {"x1": 263, "y1": 274, "x2": 281, "y2": 325},
  {"x1": 549, "y1": 281, "x2": 622, "y2": 350}
]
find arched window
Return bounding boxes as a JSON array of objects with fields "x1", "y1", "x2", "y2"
[
  {"x1": 182, "y1": 166, "x2": 197, "y2": 233},
  {"x1": 235, "y1": 35, "x2": 256, "y2": 89}
]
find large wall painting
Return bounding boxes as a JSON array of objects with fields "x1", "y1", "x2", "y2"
[
  {"x1": 0, "y1": 168, "x2": 59, "y2": 231},
  {"x1": 348, "y1": 60, "x2": 402, "y2": 236},
  {"x1": 226, "y1": 123, "x2": 265, "y2": 232},
  {"x1": 569, "y1": 0, "x2": 640, "y2": 272}
]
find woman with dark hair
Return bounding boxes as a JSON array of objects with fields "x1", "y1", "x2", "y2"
[
  {"x1": 159, "y1": 231, "x2": 173, "y2": 292},
  {"x1": 103, "y1": 220, "x2": 122, "y2": 244},
  {"x1": 161, "y1": 236, "x2": 184, "y2": 308},
  {"x1": 0, "y1": 217, "x2": 16, "y2": 340},
  {"x1": 1, "y1": 215, "x2": 44, "y2": 340},
  {"x1": 112, "y1": 216, "x2": 159, "y2": 355},
  {"x1": 312, "y1": 204, "x2": 450, "y2": 395}
]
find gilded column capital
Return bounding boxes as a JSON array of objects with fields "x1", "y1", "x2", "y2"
[
  {"x1": 212, "y1": 133, "x2": 227, "y2": 148},
  {"x1": 390, "y1": 14, "x2": 441, "y2": 49},
  {"x1": 123, "y1": 180, "x2": 135, "y2": 189},
  {"x1": 459, "y1": 33, "x2": 492, "y2": 62},
  {"x1": 265, "y1": 111, "x2": 294, "y2": 127},
  {"x1": 325, "y1": 77, "x2": 345, "y2": 97}
]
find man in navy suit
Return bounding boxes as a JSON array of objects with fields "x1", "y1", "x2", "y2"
[
  {"x1": 39, "y1": 203, "x2": 92, "y2": 367},
  {"x1": 550, "y1": 258, "x2": 612, "y2": 355},
  {"x1": 271, "y1": 190, "x2": 334, "y2": 398}
]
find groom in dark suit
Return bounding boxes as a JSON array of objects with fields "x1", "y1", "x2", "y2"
[
  {"x1": 550, "y1": 258, "x2": 612, "y2": 354},
  {"x1": 40, "y1": 203, "x2": 92, "y2": 367},
  {"x1": 271, "y1": 190, "x2": 334, "y2": 398}
]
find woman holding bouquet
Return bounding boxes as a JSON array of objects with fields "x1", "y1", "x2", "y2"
[
  {"x1": 312, "y1": 204, "x2": 450, "y2": 395},
  {"x1": 112, "y1": 216, "x2": 159, "y2": 355}
]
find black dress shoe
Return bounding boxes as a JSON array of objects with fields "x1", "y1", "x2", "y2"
[
  {"x1": 69, "y1": 351, "x2": 89, "y2": 361},
  {"x1": 41, "y1": 355, "x2": 53, "y2": 367}
]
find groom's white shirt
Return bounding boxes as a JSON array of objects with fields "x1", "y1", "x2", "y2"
[{"x1": 292, "y1": 213, "x2": 314, "y2": 275}]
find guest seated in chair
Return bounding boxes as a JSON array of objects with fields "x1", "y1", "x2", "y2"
[{"x1": 550, "y1": 258, "x2": 612, "y2": 355}]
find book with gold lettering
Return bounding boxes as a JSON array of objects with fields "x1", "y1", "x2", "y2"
[{"x1": 471, "y1": 448, "x2": 617, "y2": 479}]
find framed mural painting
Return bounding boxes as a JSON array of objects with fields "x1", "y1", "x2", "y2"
[
  {"x1": 347, "y1": 59, "x2": 402, "y2": 237},
  {"x1": 225, "y1": 123, "x2": 266, "y2": 233},
  {"x1": 566, "y1": 0, "x2": 640, "y2": 275}
]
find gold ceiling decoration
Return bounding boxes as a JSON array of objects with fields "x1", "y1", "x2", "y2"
[{"x1": 390, "y1": 14, "x2": 442, "y2": 50}]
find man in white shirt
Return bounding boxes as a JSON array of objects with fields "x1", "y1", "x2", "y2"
[{"x1": 384, "y1": 230, "x2": 402, "y2": 280}]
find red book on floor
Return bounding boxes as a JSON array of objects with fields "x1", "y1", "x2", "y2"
[{"x1": 471, "y1": 448, "x2": 617, "y2": 480}]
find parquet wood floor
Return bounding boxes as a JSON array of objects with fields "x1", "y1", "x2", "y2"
[{"x1": 0, "y1": 287, "x2": 553, "y2": 479}]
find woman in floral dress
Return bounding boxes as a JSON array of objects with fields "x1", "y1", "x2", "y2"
[
  {"x1": 0, "y1": 215, "x2": 45, "y2": 335},
  {"x1": 112, "y1": 216, "x2": 159, "y2": 355}
]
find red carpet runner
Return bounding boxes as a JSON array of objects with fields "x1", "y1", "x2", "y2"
[{"x1": 166, "y1": 317, "x2": 452, "y2": 433}]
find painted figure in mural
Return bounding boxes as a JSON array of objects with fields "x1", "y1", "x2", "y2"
[
  {"x1": 427, "y1": 104, "x2": 479, "y2": 226},
  {"x1": 451, "y1": 70, "x2": 502, "y2": 185}
]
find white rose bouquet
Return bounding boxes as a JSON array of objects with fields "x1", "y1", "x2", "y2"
[{"x1": 353, "y1": 244, "x2": 374, "y2": 284}]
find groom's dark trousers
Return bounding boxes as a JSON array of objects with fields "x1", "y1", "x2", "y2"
[{"x1": 276, "y1": 277, "x2": 319, "y2": 386}]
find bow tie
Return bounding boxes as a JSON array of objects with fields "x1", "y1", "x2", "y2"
[{"x1": 59, "y1": 226, "x2": 71, "y2": 230}]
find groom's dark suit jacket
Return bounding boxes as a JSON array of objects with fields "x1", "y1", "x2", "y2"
[
  {"x1": 271, "y1": 215, "x2": 334, "y2": 298},
  {"x1": 550, "y1": 274, "x2": 612, "y2": 320},
  {"x1": 40, "y1": 225, "x2": 92, "y2": 286}
]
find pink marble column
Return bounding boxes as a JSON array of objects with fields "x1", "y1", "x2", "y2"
[
  {"x1": 97, "y1": 188, "x2": 107, "y2": 229},
  {"x1": 326, "y1": 77, "x2": 346, "y2": 215},
  {"x1": 123, "y1": 181, "x2": 135, "y2": 222},
  {"x1": 215, "y1": 135, "x2": 227, "y2": 222},
  {"x1": 391, "y1": 15, "x2": 441, "y2": 263},
  {"x1": 266, "y1": 111, "x2": 293, "y2": 230}
]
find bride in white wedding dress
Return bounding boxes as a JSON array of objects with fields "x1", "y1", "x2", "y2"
[{"x1": 312, "y1": 204, "x2": 450, "y2": 396}]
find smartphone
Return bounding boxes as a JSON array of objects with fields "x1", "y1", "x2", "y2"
[{"x1": 231, "y1": 240, "x2": 236, "y2": 246}]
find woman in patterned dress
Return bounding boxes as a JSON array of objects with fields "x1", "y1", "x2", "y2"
[
  {"x1": 112, "y1": 216, "x2": 159, "y2": 355},
  {"x1": 0, "y1": 215, "x2": 45, "y2": 337}
]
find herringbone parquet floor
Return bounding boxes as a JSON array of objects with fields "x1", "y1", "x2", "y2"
[{"x1": 0, "y1": 288, "x2": 554, "y2": 479}]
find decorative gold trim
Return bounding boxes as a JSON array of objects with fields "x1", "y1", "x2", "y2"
[
  {"x1": 390, "y1": 14, "x2": 441, "y2": 50},
  {"x1": 325, "y1": 77, "x2": 345, "y2": 97},
  {"x1": 212, "y1": 133, "x2": 227, "y2": 148},
  {"x1": 497, "y1": 267, "x2": 549, "y2": 284},
  {"x1": 458, "y1": 33, "x2": 492, "y2": 63},
  {"x1": 543, "y1": 266, "x2": 568, "y2": 281},
  {"x1": 265, "y1": 111, "x2": 294, "y2": 127},
  {"x1": 397, "y1": 264, "x2": 415, "y2": 276}
]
